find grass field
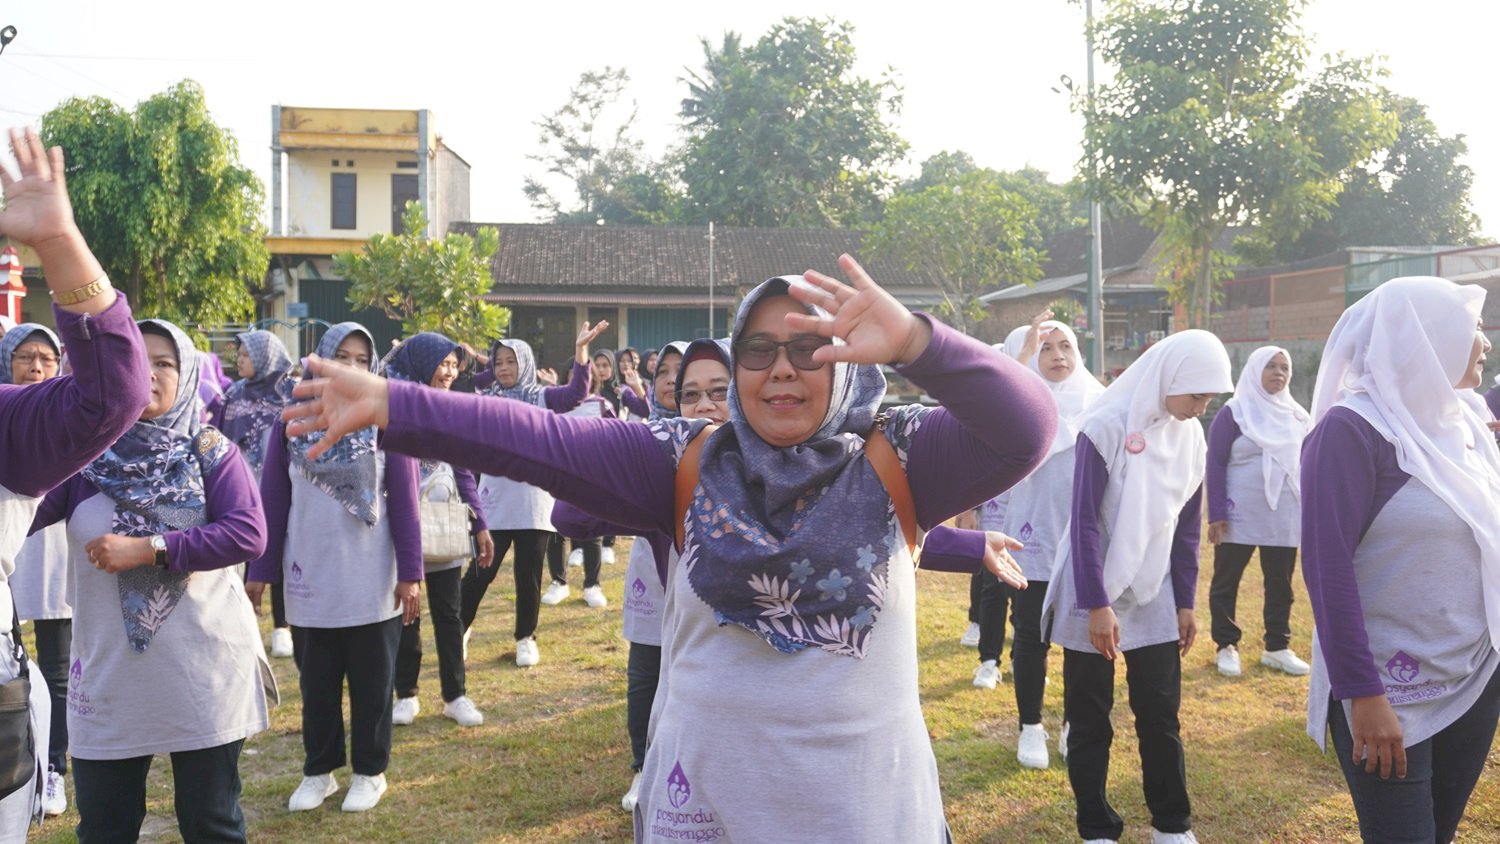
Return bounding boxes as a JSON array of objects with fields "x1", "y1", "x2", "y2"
[{"x1": 28, "y1": 540, "x2": 1500, "y2": 843}]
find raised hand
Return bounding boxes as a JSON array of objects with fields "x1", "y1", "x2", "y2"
[
  {"x1": 786, "y1": 254, "x2": 933, "y2": 367},
  {"x1": 283, "y1": 355, "x2": 391, "y2": 458},
  {"x1": 536, "y1": 367, "x2": 559, "y2": 386},
  {"x1": 573, "y1": 319, "x2": 610, "y2": 365},
  {"x1": 1016, "y1": 308, "x2": 1056, "y2": 364},
  {"x1": 0, "y1": 127, "x2": 76, "y2": 249}
]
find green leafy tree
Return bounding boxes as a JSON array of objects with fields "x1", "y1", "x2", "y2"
[
  {"x1": 523, "y1": 67, "x2": 681, "y2": 224},
  {"x1": 901, "y1": 154, "x2": 1083, "y2": 253},
  {"x1": 335, "y1": 203, "x2": 508, "y2": 348},
  {"x1": 39, "y1": 80, "x2": 268, "y2": 329},
  {"x1": 678, "y1": 17, "x2": 908, "y2": 227},
  {"x1": 1087, "y1": 0, "x2": 1395, "y2": 325},
  {"x1": 867, "y1": 170, "x2": 1045, "y2": 334}
]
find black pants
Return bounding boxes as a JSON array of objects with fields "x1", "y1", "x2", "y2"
[
  {"x1": 627, "y1": 642, "x2": 662, "y2": 771},
  {"x1": 270, "y1": 582, "x2": 287, "y2": 629},
  {"x1": 395, "y1": 566, "x2": 465, "y2": 702},
  {"x1": 1209, "y1": 543, "x2": 1297, "y2": 651},
  {"x1": 73, "y1": 739, "x2": 246, "y2": 844},
  {"x1": 30, "y1": 617, "x2": 71, "y2": 773},
  {"x1": 292, "y1": 617, "x2": 402, "y2": 777},
  {"x1": 552, "y1": 538, "x2": 603, "y2": 589},
  {"x1": 966, "y1": 571, "x2": 983, "y2": 624},
  {"x1": 462, "y1": 529, "x2": 550, "y2": 641},
  {"x1": 977, "y1": 572, "x2": 1010, "y2": 663},
  {"x1": 1008, "y1": 580, "x2": 1051, "y2": 726},
  {"x1": 1329, "y1": 667, "x2": 1500, "y2": 844},
  {"x1": 1063, "y1": 642, "x2": 1191, "y2": 841}
]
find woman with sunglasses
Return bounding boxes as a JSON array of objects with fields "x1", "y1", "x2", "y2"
[
  {"x1": 283, "y1": 254, "x2": 1055, "y2": 841},
  {"x1": 0, "y1": 127, "x2": 152, "y2": 838}
]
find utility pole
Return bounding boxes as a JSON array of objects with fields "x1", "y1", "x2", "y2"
[
  {"x1": 706, "y1": 222, "x2": 716, "y2": 338},
  {"x1": 1085, "y1": 0, "x2": 1105, "y2": 374}
]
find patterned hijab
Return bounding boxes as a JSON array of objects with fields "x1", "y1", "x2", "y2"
[
  {"x1": 646, "y1": 340, "x2": 692, "y2": 421},
  {"x1": 222, "y1": 330, "x2": 297, "y2": 474},
  {"x1": 0, "y1": 323, "x2": 60, "y2": 385},
  {"x1": 288, "y1": 322, "x2": 381, "y2": 526},
  {"x1": 681, "y1": 276, "x2": 898, "y2": 659},
  {"x1": 82, "y1": 319, "x2": 232, "y2": 652},
  {"x1": 481, "y1": 338, "x2": 546, "y2": 406}
]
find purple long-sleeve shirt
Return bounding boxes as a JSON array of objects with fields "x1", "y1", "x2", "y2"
[
  {"x1": 1205, "y1": 405, "x2": 1241, "y2": 523},
  {"x1": 621, "y1": 386, "x2": 651, "y2": 419},
  {"x1": 0, "y1": 297, "x2": 150, "y2": 498},
  {"x1": 454, "y1": 467, "x2": 487, "y2": 533},
  {"x1": 247, "y1": 421, "x2": 423, "y2": 584},
  {"x1": 474, "y1": 361, "x2": 591, "y2": 413},
  {"x1": 381, "y1": 318, "x2": 1056, "y2": 553},
  {"x1": 1300, "y1": 406, "x2": 1411, "y2": 700},
  {"x1": 29, "y1": 450, "x2": 267, "y2": 572},
  {"x1": 1071, "y1": 433, "x2": 1203, "y2": 611}
]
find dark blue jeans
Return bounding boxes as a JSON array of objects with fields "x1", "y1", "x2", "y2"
[
  {"x1": 1328, "y1": 665, "x2": 1500, "y2": 844},
  {"x1": 73, "y1": 739, "x2": 246, "y2": 843}
]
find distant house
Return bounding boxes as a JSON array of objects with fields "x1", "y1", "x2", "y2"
[{"x1": 457, "y1": 223, "x2": 948, "y2": 369}]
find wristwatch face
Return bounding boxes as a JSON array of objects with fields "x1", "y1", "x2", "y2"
[{"x1": 150, "y1": 535, "x2": 167, "y2": 553}]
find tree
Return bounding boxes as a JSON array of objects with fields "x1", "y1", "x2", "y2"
[
  {"x1": 1246, "y1": 92, "x2": 1482, "y2": 262},
  {"x1": 39, "y1": 80, "x2": 268, "y2": 329},
  {"x1": 677, "y1": 17, "x2": 908, "y2": 227},
  {"x1": 523, "y1": 67, "x2": 681, "y2": 224},
  {"x1": 866, "y1": 170, "x2": 1045, "y2": 334},
  {"x1": 335, "y1": 203, "x2": 508, "y2": 348},
  {"x1": 1086, "y1": 0, "x2": 1395, "y2": 325}
]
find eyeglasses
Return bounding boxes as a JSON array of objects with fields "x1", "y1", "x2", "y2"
[
  {"x1": 11, "y1": 352, "x2": 59, "y2": 368},
  {"x1": 734, "y1": 337, "x2": 830, "y2": 371},
  {"x1": 677, "y1": 385, "x2": 729, "y2": 406}
]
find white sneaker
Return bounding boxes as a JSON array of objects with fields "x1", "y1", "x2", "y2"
[
  {"x1": 959, "y1": 621, "x2": 981, "y2": 647},
  {"x1": 1217, "y1": 644, "x2": 1242, "y2": 677},
  {"x1": 1083, "y1": 839, "x2": 1118, "y2": 844},
  {"x1": 341, "y1": 772, "x2": 387, "y2": 812},
  {"x1": 462, "y1": 628, "x2": 472, "y2": 661},
  {"x1": 540, "y1": 581, "x2": 570, "y2": 606},
  {"x1": 270, "y1": 627, "x2": 294, "y2": 658},
  {"x1": 391, "y1": 696, "x2": 419, "y2": 726},
  {"x1": 288, "y1": 773, "x2": 338, "y2": 811},
  {"x1": 1059, "y1": 721, "x2": 1070, "y2": 761},
  {"x1": 443, "y1": 695, "x2": 484, "y2": 727},
  {"x1": 1151, "y1": 829, "x2": 1198, "y2": 844},
  {"x1": 41, "y1": 768, "x2": 66, "y2": 816},
  {"x1": 1017, "y1": 723, "x2": 1050, "y2": 770},
  {"x1": 515, "y1": 636, "x2": 540, "y2": 667},
  {"x1": 972, "y1": 659, "x2": 1000, "y2": 690},
  {"x1": 601, "y1": 546, "x2": 617, "y2": 565},
  {"x1": 621, "y1": 771, "x2": 642, "y2": 812},
  {"x1": 583, "y1": 585, "x2": 609, "y2": 608},
  {"x1": 567, "y1": 547, "x2": 584, "y2": 567},
  {"x1": 1261, "y1": 648, "x2": 1311, "y2": 676}
]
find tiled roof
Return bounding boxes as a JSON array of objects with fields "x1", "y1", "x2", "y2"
[{"x1": 450, "y1": 223, "x2": 947, "y2": 292}]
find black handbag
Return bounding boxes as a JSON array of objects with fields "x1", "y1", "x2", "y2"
[{"x1": 0, "y1": 608, "x2": 37, "y2": 801}]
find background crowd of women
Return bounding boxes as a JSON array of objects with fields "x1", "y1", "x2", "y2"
[{"x1": 2, "y1": 126, "x2": 1497, "y2": 844}]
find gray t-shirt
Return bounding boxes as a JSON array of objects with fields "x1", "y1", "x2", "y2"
[
  {"x1": 282, "y1": 454, "x2": 402, "y2": 628},
  {"x1": 1002, "y1": 447, "x2": 1074, "y2": 583},
  {"x1": 10, "y1": 521, "x2": 70, "y2": 620},
  {"x1": 1222, "y1": 435, "x2": 1301, "y2": 548},
  {"x1": 1308, "y1": 477, "x2": 1500, "y2": 749},
  {"x1": 65, "y1": 493, "x2": 269, "y2": 759},
  {"x1": 622, "y1": 536, "x2": 667, "y2": 647}
]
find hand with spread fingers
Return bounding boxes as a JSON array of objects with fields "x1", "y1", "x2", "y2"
[
  {"x1": 981, "y1": 531, "x2": 1028, "y2": 589},
  {"x1": 283, "y1": 356, "x2": 391, "y2": 459},
  {"x1": 785, "y1": 254, "x2": 934, "y2": 367}
]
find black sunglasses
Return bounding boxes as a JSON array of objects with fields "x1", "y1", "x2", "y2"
[
  {"x1": 676, "y1": 385, "x2": 730, "y2": 406},
  {"x1": 734, "y1": 337, "x2": 830, "y2": 371}
]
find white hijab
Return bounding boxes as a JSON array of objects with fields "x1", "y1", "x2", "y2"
[
  {"x1": 1222, "y1": 345, "x2": 1311, "y2": 509},
  {"x1": 1311, "y1": 276, "x2": 1500, "y2": 652},
  {"x1": 1000, "y1": 324, "x2": 1029, "y2": 360},
  {"x1": 1080, "y1": 329, "x2": 1233, "y2": 604},
  {"x1": 1029, "y1": 321, "x2": 1106, "y2": 459}
]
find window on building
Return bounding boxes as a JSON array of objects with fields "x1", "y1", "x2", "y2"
[{"x1": 331, "y1": 173, "x2": 357, "y2": 230}]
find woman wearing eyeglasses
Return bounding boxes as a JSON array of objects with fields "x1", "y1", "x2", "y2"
[{"x1": 282, "y1": 255, "x2": 1056, "y2": 841}]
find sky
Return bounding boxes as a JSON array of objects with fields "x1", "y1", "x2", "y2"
[{"x1": 1, "y1": 0, "x2": 1495, "y2": 240}]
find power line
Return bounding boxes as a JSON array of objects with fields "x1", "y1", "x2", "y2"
[{"x1": 7, "y1": 50, "x2": 255, "y2": 63}]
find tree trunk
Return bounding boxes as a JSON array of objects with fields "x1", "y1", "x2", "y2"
[{"x1": 1197, "y1": 241, "x2": 1213, "y2": 329}]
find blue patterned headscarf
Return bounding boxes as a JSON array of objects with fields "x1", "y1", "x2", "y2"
[
  {"x1": 646, "y1": 340, "x2": 692, "y2": 421},
  {"x1": 0, "y1": 323, "x2": 61, "y2": 385},
  {"x1": 82, "y1": 319, "x2": 233, "y2": 652},
  {"x1": 288, "y1": 322, "x2": 381, "y2": 525},
  {"x1": 679, "y1": 276, "x2": 898, "y2": 659},
  {"x1": 481, "y1": 338, "x2": 546, "y2": 407},
  {"x1": 222, "y1": 330, "x2": 297, "y2": 475}
]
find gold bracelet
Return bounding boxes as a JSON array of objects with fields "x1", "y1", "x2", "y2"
[{"x1": 50, "y1": 274, "x2": 112, "y2": 306}]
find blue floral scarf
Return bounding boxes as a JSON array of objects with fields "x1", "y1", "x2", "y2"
[
  {"x1": 82, "y1": 319, "x2": 232, "y2": 652},
  {"x1": 222, "y1": 330, "x2": 297, "y2": 475},
  {"x1": 481, "y1": 338, "x2": 548, "y2": 407},
  {"x1": 287, "y1": 322, "x2": 381, "y2": 525}
]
